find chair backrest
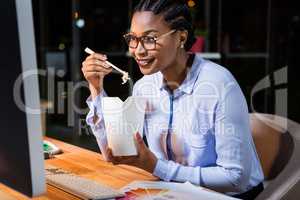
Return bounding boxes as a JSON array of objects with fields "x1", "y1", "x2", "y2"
[
  {"x1": 250, "y1": 113, "x2": 294, "y2": 180},
  {"x1": 249, "y1": 113, "x2": 300, "y2": 200}
]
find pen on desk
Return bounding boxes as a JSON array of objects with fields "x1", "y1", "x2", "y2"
[{"x1": 84, "y1": 47, "x2": 130, "y2": 84}]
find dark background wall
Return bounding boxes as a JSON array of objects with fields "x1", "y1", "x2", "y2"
[{"x1": 31, "y1": 0, "x2": 300, "y2": 151}]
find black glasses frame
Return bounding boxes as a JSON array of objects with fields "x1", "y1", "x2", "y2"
[{"x1": 123, "y1": 29, "x2": 176, "y2": 50}]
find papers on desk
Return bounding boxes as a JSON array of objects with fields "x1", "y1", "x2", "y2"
[
  {"x1": 102, "y1": 97, "x2": 146, "y2": 156},
  {"x1": 121, "y1": 181, "x2": 240, "y2": 200}
]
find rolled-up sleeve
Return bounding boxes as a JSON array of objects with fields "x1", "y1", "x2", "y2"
[
  {"x1": 153, "y1": 84, "x2": 253, "y2": 194},
  {"x1": 86, "y1": 90, "x2": 110, "y2": 161}
]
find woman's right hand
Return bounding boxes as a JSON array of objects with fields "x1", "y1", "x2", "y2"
[{"x1": 81, "y1": 53, "x2": 113, "y2": 99}]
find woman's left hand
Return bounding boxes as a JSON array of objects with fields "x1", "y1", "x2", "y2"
[{"x1": 107, "y1": 132, "x2": 158, "y2": 174}]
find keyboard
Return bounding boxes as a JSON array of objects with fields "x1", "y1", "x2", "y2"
[{"x1": 45, "y1": 165, "x2": 125, "y2": 200}]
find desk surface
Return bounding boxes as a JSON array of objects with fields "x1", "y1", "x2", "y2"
[{"x1": 0, "y1": 137, "x2": 157, "y2": 200}]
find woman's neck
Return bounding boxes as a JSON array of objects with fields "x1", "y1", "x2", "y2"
[{"x1": 161, "y1": 51, "x2": 191, "y2": 91}]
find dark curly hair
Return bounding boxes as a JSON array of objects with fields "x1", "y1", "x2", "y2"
[{"x1": 134, "y1": 0, "x2": 196, "y2": 51}]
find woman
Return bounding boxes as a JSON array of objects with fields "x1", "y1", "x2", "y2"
[{"x1": 82, "y1": 0, "x2": 264, "y2": 199}]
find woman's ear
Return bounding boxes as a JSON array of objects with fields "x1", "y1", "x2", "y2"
[{"x1": 179, "y1": 30, "x2": 188, "y2": 48}]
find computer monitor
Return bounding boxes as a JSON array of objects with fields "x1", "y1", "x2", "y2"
[{"x1": 0, "y1": 0, "x2": 46, "y2": 197}]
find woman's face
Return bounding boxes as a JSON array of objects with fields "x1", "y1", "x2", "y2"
[{"x1": 129, "y1": 11, "x2": 181, "y2": 75}]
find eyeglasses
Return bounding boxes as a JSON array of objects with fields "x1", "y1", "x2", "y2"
[{"x1": 123, "y1": 29, "x2": 176, "y2": 50}]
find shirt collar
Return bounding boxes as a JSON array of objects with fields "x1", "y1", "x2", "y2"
[{"x1": 157, "y1": 54, "x2": 202, "y2": 95}]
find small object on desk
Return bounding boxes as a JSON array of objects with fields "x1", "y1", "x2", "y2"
[
  {"x1": 43, "y1": 140, "x2": 62, "y2": 159},
  {"x1": 84, "y1": 47, "x2": 131, "y2": 84},
  {"x1": 45, "y1": 165, "x2": 125, "y2": 200}
]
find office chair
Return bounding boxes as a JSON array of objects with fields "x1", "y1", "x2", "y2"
[{"x1": 249, "y1": 113, "x2": 300, "y2": 200}]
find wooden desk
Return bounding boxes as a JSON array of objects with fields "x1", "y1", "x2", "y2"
[{"x1": 0, "y1": 137, "x2": 157, "y2": 200}]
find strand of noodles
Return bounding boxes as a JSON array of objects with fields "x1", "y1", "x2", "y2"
[{"x1": 84, "y1": 47, "x2": 130, "y2": 84}]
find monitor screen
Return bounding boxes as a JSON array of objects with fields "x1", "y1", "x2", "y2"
[{"x1": 0, "y1": 0, "x2": 45, "y2": 197}]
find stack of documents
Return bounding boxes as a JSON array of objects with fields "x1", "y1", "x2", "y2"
[{"x1": 121, "y1": 181, "x2": 240, "y2": 200}]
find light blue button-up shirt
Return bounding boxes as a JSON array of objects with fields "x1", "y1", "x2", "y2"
[{"x1": 86, "y1": 54, "x2": 264, "y2": 194}]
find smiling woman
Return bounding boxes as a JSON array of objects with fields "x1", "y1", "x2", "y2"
[
  {"x1": 81, "y1": 0, "x2": 264, "y2": 199},
  {"x1": 127, "y1": 0, "x2": 195, "y2": 78}
]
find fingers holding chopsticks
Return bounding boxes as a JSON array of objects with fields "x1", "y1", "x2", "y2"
[
  {"x1": 81, "y1": 52, "x2": 113, "y2": 93},
  {"x1": 85, "y1": 47, "x2": 130, "y2": 84}
]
